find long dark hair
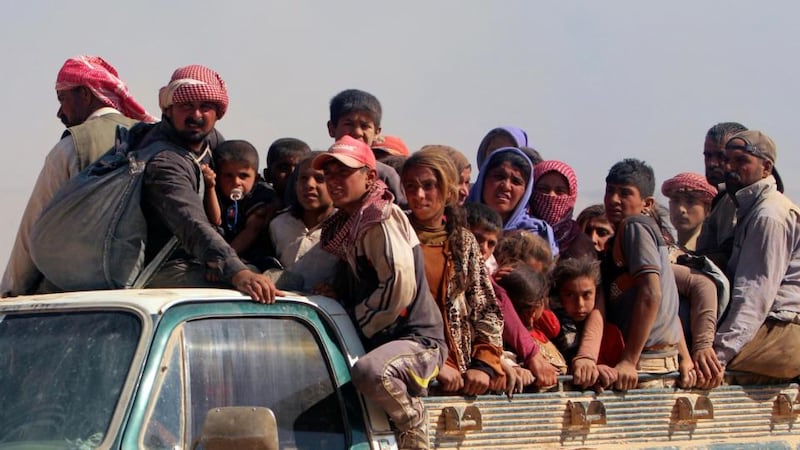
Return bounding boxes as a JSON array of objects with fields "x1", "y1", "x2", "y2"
[{"x1": 403, "y1": 146, "x2": 469, "y2": 294}]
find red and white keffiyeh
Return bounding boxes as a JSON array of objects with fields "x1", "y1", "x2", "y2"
[
  {"x1": 158, "y1": 65, "x2": 229, "y2": 118},
  {"x1": 55, "y1": 55, "x2": 156, "y2": 123},
  {"x1": 530, "y1": 160, "x2": 578, "y2": 225},
  {"x1": 661, "y1": 172, "x2": 717, "y2": 203}
]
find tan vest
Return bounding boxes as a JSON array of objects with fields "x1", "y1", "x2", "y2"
[{"x1": 66, "y1": 113, "x2": 139, "y2": 170}]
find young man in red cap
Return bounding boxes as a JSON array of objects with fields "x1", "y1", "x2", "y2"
[
  {"x1": 140, "y1": 65, "x2": 281, "y2": 303},
  {"x1": 313, "y1": 136, "x2": 446, "y2": 449},
  {"x1": 2, "y1": 55, "x2": 155, "y2": 297},
  {"x1": 714, "y1": 130, "x2": 800, "y2": 382}
]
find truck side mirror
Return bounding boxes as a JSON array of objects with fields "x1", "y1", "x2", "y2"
[{"x1": 194, "y1": 406, "x2": 279, "y2": 450}]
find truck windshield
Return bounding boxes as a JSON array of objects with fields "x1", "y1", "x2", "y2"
[{"x1": 0, "y1": 310, "x2": 141, "y2": 448}]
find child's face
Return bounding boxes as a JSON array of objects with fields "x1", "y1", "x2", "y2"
[
  {"x1": 296, "y1": 161, "x2": 332, "y2": 213},
  {"x1": 482, "y1": 162, "x2": 526, "y2": 221},
  {"x1": 402, "y1": 166, "x2": 445, "y2": 226},
  {"x1": 327, "y1": 111, "x2": 381, "y2": 146},
  {"x1": 217, "y1": 161, "x2": 257, "y2": 199},
  {"x1": 668, "y1": 193, "x2": 709, "y2": 237},
  {"x1": 534, "y1": 172, "x2": 570, "y2": 197},
  {"x1": 584, "y1": 217, "x2": 614, "y2": 252},
  {"x1": 266, "y1": 154, "x2": 301, "y2": 195},
  {"x1": 603, "y1": 183, "x2": 652, "y2": 226},
  {"x1": 470, "y1": 226, "x2": 499, "y2": 261},
  {"x1": 322, "y1": 160, "x2": 375, "y2": 215},
  {"x1": 559, "y1": 276, "x2": 596, "y2": 322}
]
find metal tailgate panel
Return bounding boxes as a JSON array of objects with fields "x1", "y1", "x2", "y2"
[{"x1": 423, "y1": 383, "x2": 800, "y2": 448}]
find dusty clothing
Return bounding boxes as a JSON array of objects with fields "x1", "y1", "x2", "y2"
[
  {"x1": 269, "y1": 211, "x2": 339, "y2": 292},
  {"x1": 417, "y1": 226, "x2": 504, "y2": 377},
  {"x1": 726, "y1": 319, "x2": 800, "y2": 379},
  {"x1": 351, "y1": 339, "x2": 441, "y2": 432},
  {"x1": 138, "y1": 121, "x2": 248, "y2": 282},
  {"x1": 330, "y1": 202, "x2": 447, "y2": 353},
  {"x1": 696, "y1": 191, "x2": 737, "y2": 270},
  {"x1": 1, "y1": 108, "x2": 136, "y2": 297},
  {"x1": 602, "y1": 215, "x2": 683, "y2": 354},
  {"x1": 715, "y1": 175, "x2": 800, "y2": 371},
  {"x1": 321, "y1": 184, "x2": 446, "y2": 434}
]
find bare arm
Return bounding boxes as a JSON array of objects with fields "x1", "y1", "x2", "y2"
[{"x1": 615, "y1": 272, "x2": 660, "y2": 390}]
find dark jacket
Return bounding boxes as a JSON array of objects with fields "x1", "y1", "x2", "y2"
[{"x1": 137, "y1": 121, "x2": 248, "y2": 280}]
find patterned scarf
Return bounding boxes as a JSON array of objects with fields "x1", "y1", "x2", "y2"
[
  {"x1": 321, "y1": 180, "x2": 393, "y2": 260},
  {"x1": 530, "y1": 160, "x2": 579, "y2": 252},
  {"x1": 56, "y1": 55, "x2": 157, "y2": 123}
]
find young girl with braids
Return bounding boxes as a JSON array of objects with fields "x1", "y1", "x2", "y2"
[{"x1": 401, "y1": 146, "x2": 507, "y2": 396}]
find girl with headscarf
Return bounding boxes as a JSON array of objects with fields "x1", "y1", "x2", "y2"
[
  {"x1": 529, "y1": 160, "x2": 595, "y2": 260},
  {"x1": 468, "y1": 147, "x2": 558, "y2": 258}
]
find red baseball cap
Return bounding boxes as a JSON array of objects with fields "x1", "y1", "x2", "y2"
[
  {"x1": 313, "y1": 136, "x2": 376, "y2": 170},
  {"x1": 371, "y1": 135, "x2": 410, "y2": 157}
]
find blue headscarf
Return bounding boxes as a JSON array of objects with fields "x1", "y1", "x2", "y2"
[
  {"x1": 468, "y1": 147, "x2": 559, "y2": 258},
  {"x1": 476, "y1": 126, "x2": 530, "y2": 168}
]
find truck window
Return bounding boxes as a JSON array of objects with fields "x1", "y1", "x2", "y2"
[
  {"x1": 142, "y1": 316, "x2": 346, "y2": 450},
  {"x1": 0, "y1": 311, "x2": 141, "y2": 447}
]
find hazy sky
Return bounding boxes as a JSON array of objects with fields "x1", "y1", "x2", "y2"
[{"x1": 1, "y1": 1, "x2": 798, "y2": 268}]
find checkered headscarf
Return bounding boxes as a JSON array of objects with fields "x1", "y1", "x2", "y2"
[
  {"x1": 55, "y1": 55, "x2": 157, "y2": 123},
  {"x1": 661, "y1": 172, "x2": 717, "y2": 203},
  {"x1": 530, "y1": 160, "x2": 578, "y2": 225},
  {"x1": 158, "y1": 65, "x2": 228, "y2": 118}
]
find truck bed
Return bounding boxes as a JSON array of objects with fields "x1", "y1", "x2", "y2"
[{"x1": 423, "y1": 381, "x2": 800, "y2": 448}]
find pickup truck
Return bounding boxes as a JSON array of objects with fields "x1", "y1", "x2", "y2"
[{"x1": 0, "y1": 288, "x2": 798, "y2": 449}]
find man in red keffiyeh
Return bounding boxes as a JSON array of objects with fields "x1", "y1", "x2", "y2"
[{"x1": 2, "y1": 55, "x2": 155, "y2": 297}]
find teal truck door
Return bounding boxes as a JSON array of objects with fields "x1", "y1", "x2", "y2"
[{"x1": 122, "y1": 301, "x2": 369, "y2": 449}]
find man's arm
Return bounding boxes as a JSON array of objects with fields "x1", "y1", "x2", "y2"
[
  {"x1": 715, "y1": 216, "x2": 789, "y2": 365},
  {"x1": 615, "y1": 271, "x2": 661, "y2": 390},
  {"x1": 2, "y1": 138, "x2": 77, "y2": 296}
]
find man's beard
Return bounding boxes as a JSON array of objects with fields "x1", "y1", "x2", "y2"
[
  {"x1": 176, "y1": 117, "x2": 210, "y2": 144},
  {"x1": 724, "y1": 172, "x2": 742, "y2": 193}
]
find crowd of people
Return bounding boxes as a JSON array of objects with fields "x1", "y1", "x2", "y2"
[{"x1": 2, "y1": 55, "x2": 799, "y2": 449}]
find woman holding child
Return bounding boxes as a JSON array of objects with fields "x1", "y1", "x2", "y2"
[{"x1": 401, "y1": 146, "x2": 506, "y2": 396}]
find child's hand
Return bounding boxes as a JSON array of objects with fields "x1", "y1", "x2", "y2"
[
  {"x1": 463, "y1": 369, "x2": 491, "y2": 396},
  {"x1": 201, "y1": 164, "x2": 216, "y2": 189},
  {"x1": 613, "y1": 359, "x2": 638, "y2": 390},
  {"x1": 596, "y1": 364, "x2": 618, "y2": 391},
  {"x1": 678, "y1": 357, "x2": 697, "y2": 389},
  {"x1": 526, "y1": 352, "x2": 558, "y2": 387},
  {"x1": 692, "y1": 347, "x2": 724, "y2": 389},
  {"x1": 571, "y1": 357, "x2": 599, "y2": 389},
  {"x1": 436, "y1": 364, "x2": 464, "y2": 393},
  {"x1": 515, "y1": 367, "x2": 534, "y2": 387}
]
